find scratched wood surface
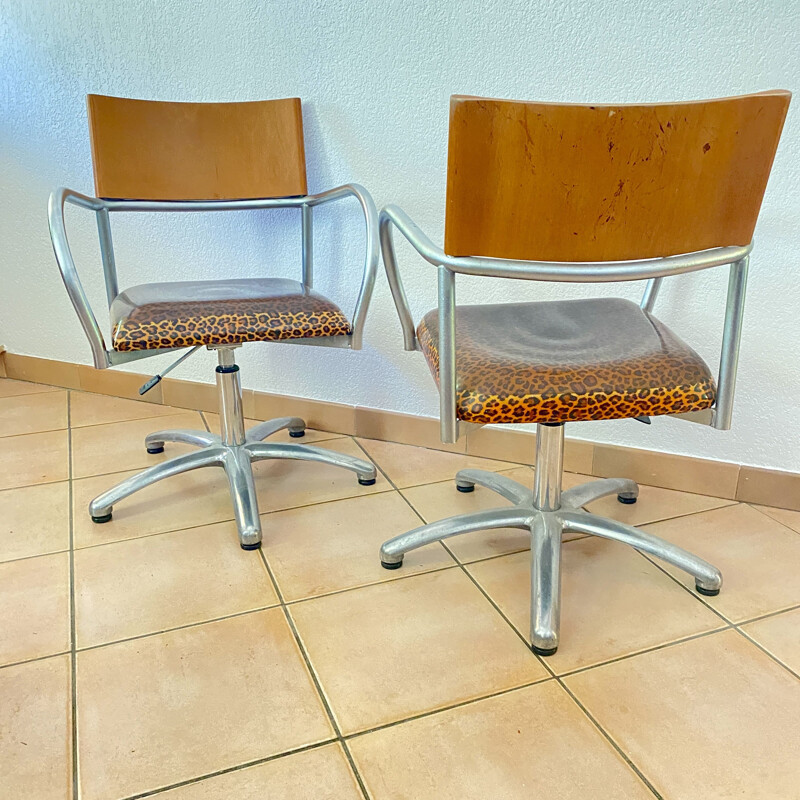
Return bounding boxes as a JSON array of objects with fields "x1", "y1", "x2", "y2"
[
  {"x1": 445, "y1": 91, "x2": 790, "y2": 262},
  {"x1": 87, "y1": 95, "x2": 308, "y2": 200}
]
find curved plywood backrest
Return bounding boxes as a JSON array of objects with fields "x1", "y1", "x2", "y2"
[
  {"x1": 445, "y1": 91, "x2": 790, "y2": 262},
  {"x1": 87, "y1": 95, "x2": 307, "y2": 200}
]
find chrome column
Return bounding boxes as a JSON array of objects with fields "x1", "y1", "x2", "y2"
[
  {"x1": 215, "y1": 348, "x2": 246, "y2": 446},
  {"x1": 533, "y1": 423, "x2": 564, "y2": 512}
]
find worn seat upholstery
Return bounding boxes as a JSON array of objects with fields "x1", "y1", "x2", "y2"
[
  {"x1": 417, "y1": 297, "x2": 715, "y2": 425},
  {"x1": 111, "y1": 277, "x2": 352, "y2": 351}
]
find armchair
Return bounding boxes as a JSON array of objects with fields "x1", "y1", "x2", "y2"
[{"x1": 49, "y1": 95, "x2": 379, "y2": 550}]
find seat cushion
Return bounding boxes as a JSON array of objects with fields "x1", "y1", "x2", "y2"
[
  {"x1": 417, "y1": 298, "x2": 715, "y2": 425},
  {"x1": 111, "y1": 278, "x2": 351, "y2": 351}
]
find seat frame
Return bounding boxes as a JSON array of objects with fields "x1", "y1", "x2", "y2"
[
  {"x1": 48, "y1": 184, "x2": 380, "y2": 549},
  {"x1": 378, "y1": 205, "x2": 750, "y2": 655}
]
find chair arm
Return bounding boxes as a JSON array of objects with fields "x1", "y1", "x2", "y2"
[
  {"x1": 305, "y1": 184, "x2": 379, "y2": 350},
  {"x1": 48, "y1": 188, "x2": 112, "y2": 369}
]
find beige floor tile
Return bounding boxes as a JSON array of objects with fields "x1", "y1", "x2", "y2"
[
  {"x1": 70, "y1": 411, "x2": 204, "y2": 479},
  {"x1": 0, "y1": 482, "x2": 70, "y2": 562},
  {"x1": 754, "y1": 503, "x2": 800, "y2": 533},
  {"x1": 357, "y1": 437, "x2": 515, "y2": 489},
  {"x1": 0, "y1": 552, "x2": 70, "y2": 666},
  {"x1": 157, "y1": 743, "x2": 362, "y2": 799},
  {"x1": 4, "y1": 354, "x2": 81, "y2": 389},
  {"x1": 350, "y1": 681, "x2": 652, "y2": 800},
  {"x1": 0, "y1": 429, "x2": 69, "y2": 490},
  {"x1": 78, "y1": 364, "x2": 164, "y2": 404},
  {"x1": 250, "y1": 437, "x2": 390, "y2": 512},
  {"x1": 737, "y1": 465, "x2": 800, "y2": 511},
  {"x1": 75, "y1": 521, "x2": 278, "y2": 648},
  {"x1": 76, "y1": 609, "x2": 333, "y2": 800},
  {"x1": 0, "y1": 390, "x2": 68, "y2": 437},
  {"x1": 72, "y1": 466, "x2": 238, "y2": 548},
  {"x1": 467, "y1": 538, "x2": 724, "y2": 673},
  {"x1": 742, "y1": 607, "x2": 800, "y2": 674},
  {"x1": 291, "y1": 568, "x2": 545, "y2": 734},
  {"x1": 0, "y1": 377, "x2": 62, "y2": 398},
  {"x1": 70, "y1": 391, "x2": 187, "y2": 428},
  {"x1": 355, "y1": 406, "x2": 466, "y2": 453},
  {"x1": 592, "y1": 443, "x2": 740, "y2": 499},
  {"x1": 566, "y1": 630, "x2": 800, "y2": 800},
  {"x1": 644, "y1": 503, "x2": 800, "y2": 622},
  {"x1": 0, "y1": 655, "x2": 72, "y2": 800},
  {"x1": 265, "y1": 492, "x2": 455, "y2": 602},
  {"x1": 204, "y1": 412, "x2": 343, "y2": 444}
]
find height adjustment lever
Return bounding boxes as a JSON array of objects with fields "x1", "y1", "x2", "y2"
[{"x1": 138, "y1": 346, "x2": 202, "y2": 395}]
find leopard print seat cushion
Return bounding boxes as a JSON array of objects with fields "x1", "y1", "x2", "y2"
[
  {"x1": 111, "y1": 278, "x2": 351, "y2": 351},
  {"x1": 417, "y1": 297, "x2": 716, "y2": 425}
]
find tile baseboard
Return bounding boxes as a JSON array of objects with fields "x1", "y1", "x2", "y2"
[{"x1": 1, "y1": 351, "x2": 798, "y2": 511}]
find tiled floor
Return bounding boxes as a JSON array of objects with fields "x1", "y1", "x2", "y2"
[{"x1": 1, "y1": 378, "x2": 799, "y2": 800}]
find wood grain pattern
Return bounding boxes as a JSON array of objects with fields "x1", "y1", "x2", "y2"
[
  {"x1": 87, "y1": 95, "x2": 307, "y2": 200},
  {"x1": 445, "y1": 91, "x2": 790, "y2": 262}
]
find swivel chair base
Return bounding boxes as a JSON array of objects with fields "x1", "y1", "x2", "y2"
[
  {"x1": 88, "y1": 346, "x2": 377, "y2": 549},
  {"x1": 379, "y1": 422, "x2": 722, "y2": 656}
]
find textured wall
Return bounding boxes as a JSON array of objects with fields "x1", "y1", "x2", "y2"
[{"x1": 1, "y1": 0, "x2": 798, "y2": 471}]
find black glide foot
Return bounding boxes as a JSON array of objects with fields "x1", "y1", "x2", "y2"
[
  {"x1": 617, "y1": 493, "x2": 637, "y2": 505},
  {"x1": 146, "y1": 445, "x2": 165, "y2": 454},
  {"x1": 240, "y1": 542, "x2": 262, "y2": 551},
  {"x1": 532, "y1": 645, "x2": 558, "y2": 657},
  {"x1": 696, "y1": 584, "x2": 720, "y2": 597},
  {"x1": 381, "y1": 559, "x2": 403, "y2": 570},
  {"x1": 456, "y1": 483, "x2": 475, "y2": 493},
  {"x1": 91, "y1": 513, "x2": 112, "y2": 524},
  {"x1": 359, "y1": 477, "x2": 377, "y2": 486},
  {"x1": 289, "y1": 429, "x2": 305, "y2": 438}
]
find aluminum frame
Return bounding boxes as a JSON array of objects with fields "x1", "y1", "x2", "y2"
[
  {"x1": 48, "y1": 183, "x2": 379, "y2": 369},
  {"x1": 379, "y1": 204, "x2": 752, "y2": 441}
]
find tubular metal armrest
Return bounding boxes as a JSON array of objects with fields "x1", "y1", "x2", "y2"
[
  {"x1": 47, "y1": 184, "x2": 380, "y2": 368},
  {"x1": 379, "y1": 203, "x2": 752, "y2": 440}
]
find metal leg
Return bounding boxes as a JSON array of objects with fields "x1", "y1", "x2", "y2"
[
  {"x1": 246, "y1": 442, "x2": 377, "y2": 484},
  {"x1": 559, "y1": 509, "x2": 722, "y2": 595},
  {"x1": 246, "y1": 417, "x2": 306, "y2": 443},
  {"x1": 145, "y1": 429, "x2": 220, "y2": 452},
  {"x1": 561, "y1": 477, "x2": 639, "y2": 510},
  {"x1": 88, "y1": 448, "x2": 225, "y2": 521},
  {"x1": 455, "y1": 468, "x2": 533, "y2": 505},
  {"x1": 380, "y1": 507, "x2": 533, "y2": 568},
  {"x1": 530, "y1": 512, "x2": 564, "y2": 655},
  {"x1": 222, "y1": 447, "x2": 262, "y2": 550}
]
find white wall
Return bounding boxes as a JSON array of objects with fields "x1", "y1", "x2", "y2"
[{"x1": 1, "y1": 0, "x2": 798, "y2": 472}]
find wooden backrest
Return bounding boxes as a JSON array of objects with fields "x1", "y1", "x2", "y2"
[
  {"x1": 87, "y1": 95, "x2": 307, "y2": 200},
  {"x1": 445, "y1": 91, "x2": 790, "y2": 262}
]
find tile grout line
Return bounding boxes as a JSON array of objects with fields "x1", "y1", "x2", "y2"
[
  {"x1": 119, "y1": 740, "x2": 339, "y2": 800},
  {"x1": 747, "y1": 502, "x2": 800, "y2": 538},
  {"x1": 256, "y1": 533, "x2": 372, "y2": 800},
  {"x1": 628, "y1": 550, "x2": 800, "y2": 680},
  {"x1": 67, "y1": 392, "x2": 79, "y2": 800},
  {"x1": 351, "y1": 438, "x2": 662, "y2": 799},
  {"x1": 454, "y1": 544, "x2": 666, "y2": 800},
  {"x1": 731, "y1": 625, "x2": 800, "y2": 681}
]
